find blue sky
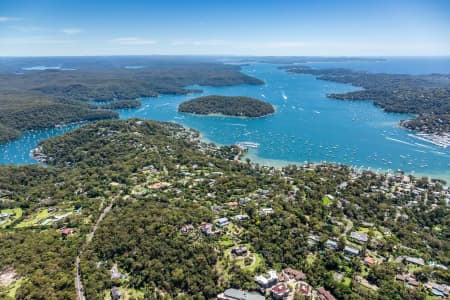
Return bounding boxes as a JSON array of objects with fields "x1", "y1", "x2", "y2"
[{"x1": 1, "y1": 0, "x2": 449, "y2": 56}]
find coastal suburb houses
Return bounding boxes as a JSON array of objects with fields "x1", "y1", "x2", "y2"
[{"x1": 217, "y1": 268, "x2": 337, "y2": 300}]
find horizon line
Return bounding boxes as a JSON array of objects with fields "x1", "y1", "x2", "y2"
[{"x1": 2, "y1": 54, "x2": 450, "y2": 58}]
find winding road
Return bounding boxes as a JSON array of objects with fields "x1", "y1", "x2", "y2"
[
  {"x1": 75, "y1": 200, "x2": 115, "y2": 300},
  {"x1": 75, "y1": 256, "x2": 84, "y2": 300}
]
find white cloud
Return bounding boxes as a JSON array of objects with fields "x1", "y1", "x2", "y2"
[
  {"x1": 0, "y1": 37, "x2": 74, "y2": 45},
  {"x1": 9, "y1": 25, "x2": 43, "y2": 33},
  {"x1": 8, "y1": 26, "x2": 82, "y2": 35},
  {"x1": 262, "y1": 41, "x2": 306, "y2": 48},
  {"x1": 61, "y1": 28, "x2": 82, "y2": 35},
  {"x1": 0, "y1": 16, "x2": 22, "y2": 22},
  {"x1": 192, "y1": 39, "x2": 228, "y2": 46},
  {"x1": 236, "y1": 41, "x2": 307, "y2": 49},
  {"x1": 111, "y1": 37, "x2": 158, "y2": 45},
  {"x1": 169, "y1": 39, "x2": 306, "y2": 49},
  {"x1": 169, "y1": 40, "x2": 188, "y2": 46},
  {"x1": 170, "y1": 39, "x2": 229, "y2": 47}
]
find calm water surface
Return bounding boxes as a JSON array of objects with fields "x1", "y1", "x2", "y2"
[{"x1": 1, "y1": 59, "x2": 449, "y2": 181}]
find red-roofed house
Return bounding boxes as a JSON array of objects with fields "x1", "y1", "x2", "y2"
[
  {"x1": 282, "y1": 268, "x2": 306, "y2": 281},
  {"x1": 271, "y1": 283, "x2": 289, "y2": 300},
  {"x1": 297, "y1": 281, "x2": 312, "y2": 298},
  {"x1": 364, "y1": 256, "x2": 376, "y2": 266},
  {"x1": 61, "y1": 228, "x2": 72, "y2": 237}
]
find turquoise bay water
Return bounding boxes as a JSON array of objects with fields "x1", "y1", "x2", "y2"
[
  {"x1": 1, "y1": 61, "x2": 449, "y2": 181},
  {"x1": 305, "y1": 56, "x2": 450, "y2": 75}
]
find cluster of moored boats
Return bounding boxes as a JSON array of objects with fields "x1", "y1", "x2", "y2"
[{"x1": 408, "y1": 133, "x2": 450, "y2": 149}]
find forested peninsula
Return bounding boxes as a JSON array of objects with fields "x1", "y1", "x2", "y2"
[
  {"x1": 283, "y1": 66, "x2": 450, "y2": 135},
  {"x1": 0, "y1": 58, "x2": 263, "y2": 143},
  {"x1": 0, "y1": 119, "x2": 448, "y2": 300},
  {"x1": 178, "y1": 95, "x2": 275, "y2": 117}
]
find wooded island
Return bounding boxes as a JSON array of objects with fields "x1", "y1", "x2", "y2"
[{"x1": 178, "y1": 95, "x2": 275, "y2": 117}]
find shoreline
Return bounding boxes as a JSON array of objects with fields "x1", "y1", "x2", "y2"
[
  {"x1": 192, "y1": 126, "x2": 450, "y2": 185},
  {"x1": 10, "y1": 118, "x2": 450, "y2": 186},
  {"x1": 241, "y1": 149, "x2": 450, "y2": 186},
  {"x1": 1, "y1": 62, "x2": 449, "y2": 185},
  {"x1": 177, "y1": 95, "x2": 276, "y2": 119},
  {"x1": 177, "y1": 111, "x2": 275, "y2": 119},
  {"x1": 29, "y1": 146, "x2": 47, "y2": 164}
]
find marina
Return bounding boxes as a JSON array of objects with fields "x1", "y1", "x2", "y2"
[
  {"x1": 236, "y1": 141, "x2": 260, "y2": 150},
  {"x1": 408, "y1": 133, "x2": 450, "y2": 149}
]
